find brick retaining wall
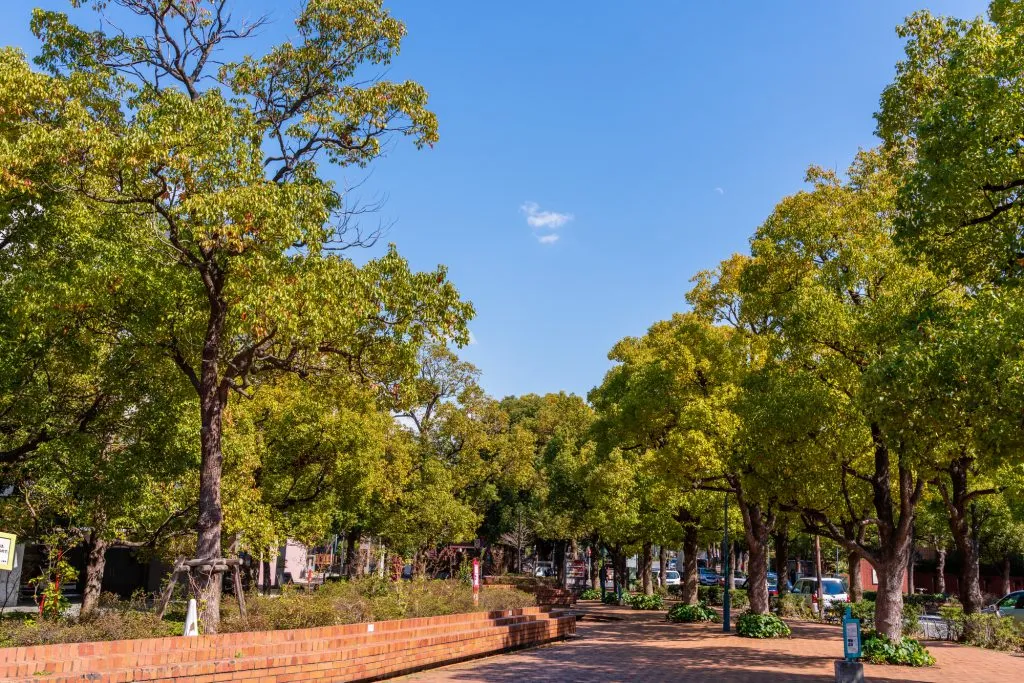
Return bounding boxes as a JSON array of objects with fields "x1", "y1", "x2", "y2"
[{"x1": 0, "y1": 606, "x2": 574, "y2": 683}]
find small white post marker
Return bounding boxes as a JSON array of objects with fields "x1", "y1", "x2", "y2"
[{"x1": 183, "y1": 598, "x2": 200, "y2": 636}]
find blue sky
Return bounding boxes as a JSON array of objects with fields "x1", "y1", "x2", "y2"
[{"x1": 1, "y1": 0, "x2": 989, "y2": 400}]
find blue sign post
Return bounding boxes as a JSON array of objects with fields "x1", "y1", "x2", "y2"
[{"x1": 841, "y1": 606, "x2": 862, "y2": 661}]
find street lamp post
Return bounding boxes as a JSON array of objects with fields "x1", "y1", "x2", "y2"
[{"x1": 723, "y1": 492, "x2": 731, "y2": 632}]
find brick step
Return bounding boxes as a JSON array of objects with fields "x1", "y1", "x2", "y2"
[{"x1": 3, "y1": 614, "x2": 575, "y2": 683}]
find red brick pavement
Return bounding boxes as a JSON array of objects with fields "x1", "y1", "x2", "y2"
[{"x1": 401, "y1": 604, "x2": 1022, "y2": 682}]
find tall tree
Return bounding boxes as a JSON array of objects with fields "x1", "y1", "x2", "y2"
[
  {"x1": 738, "y1": 151, "x2": 958, "y2": 639},
  {"x1": 0, "y1": 0, "x2": 472, "y2": 630},
  {"x1": 877, "y1": 1, "x2": 1024, "y2": 285}
]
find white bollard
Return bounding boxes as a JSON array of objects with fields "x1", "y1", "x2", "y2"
[{"x1": 183, "y1": 598, "x2": 200, "y2": 636}]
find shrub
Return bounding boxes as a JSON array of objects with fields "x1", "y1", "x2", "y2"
[
  {"x1": 630, "y1": 594, "x2": 664, "y2": 610},
  {"x1": 601, "y1": 592, "x2": 620, "y2": 605},
  {"x1": 579, "y1": 588, "x2": 601, "y2": 600},
  {"x1": 0, "y1": 610, "x2": 179, "y2": 648},
  {"x1": 728, "y1": 589, "x2": 748, "y2": 610},
  {"x1": 901, "y1": 602, "x2": 923, "y2": 637},
  {"x1": 666, "y1": 602, "x2": 718, "y2": 623},
  {"x1": 961, "y1": 612, "x2": 1024, "y2": 651},
  {"x1": 777, "y1": 593, "x2": 813, "y2": 619},
  {"x1": 736, "y1": 613, "x2": 791, "y2": 638},
  {"x1": 221, "y1": 577, "x2": 535, "y2": 633},
  {"x1": 849, "y1": 600, "x2": 875, "y2": 628},
  {"x1": 863, "y1": 591, "x2": 877, "y2": 601},
  {"x1": 938, "y1": 603, "x2": 966, "y2": 641},
  {"x1": 701, "y1": 585, "x2": 723, "y2": 605},
  {"x1": 861, "y1": 631, "x2": 935, "y2": 667},
  {"x1": 903, "y1": 593, "x2": 950, "y2": 609}
]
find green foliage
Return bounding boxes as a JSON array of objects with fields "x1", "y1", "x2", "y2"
[
  {"x1": 938, "y1": 604, "x2": 1024, "y2": 652},
  {"x1": 861, "y1": 631, "x2": 935, "y2": 667},
  {"x1": 901, "y1": 602, "x2": 923, "y2": 637},
  {"x1": 28, "y1": 541, "x2": 79, "y2": 621},
  {"x1": 579, "y1": 588, "x2": 601, "y2": 600},
  {"x1": 777, "y1": 594, "x2": 814, "y2": 619},
  {"x1": 666, "y1": 602, "x2": 719, "y2": 623},
  {"x1": 601, "y1": 592, "x2": 620, "y2": 605},
  {"x1": 0, "y1": 610, "x2": 180, "y2": 648},
  {"x1": 728, "y1": 588, "x2": 748, "y2": 610},
  {"x1": 221, "y1": 578, "x2": 536, "y2": 633},
  {"x1": 700, "y1": 585, "x2": 724, "y2": 606},
  {"x1": 877, "y1": 2, "x2": 1024, "y2": 284},
  {"x1": 629, "y1": 594, "x2": 664, "y2": 610},
  {"x1": 736, "y1": 613, "x2": 791, "y2": 639}
]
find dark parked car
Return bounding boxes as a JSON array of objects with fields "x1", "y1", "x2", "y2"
[{"x1": 698, "y1": 568, "x2": 721, "y2": 586}]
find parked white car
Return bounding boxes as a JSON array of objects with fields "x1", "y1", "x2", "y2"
[
  {"x1": 792, "y1": 577, "x2": 849, "y2": 611},
  {"x1": 653, "y1": 569, "x2": 681, "y2": 586}
]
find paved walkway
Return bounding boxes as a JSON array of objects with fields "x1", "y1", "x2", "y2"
[{"x1": 401, "y1": 605, "x2": 1021, "y2": 682}]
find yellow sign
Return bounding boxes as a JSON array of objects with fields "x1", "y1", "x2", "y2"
[{"x1": 0, "y1": 533, "x2": 16, "y2": 571}]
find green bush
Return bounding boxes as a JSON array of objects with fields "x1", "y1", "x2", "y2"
[
  {"x1": 221, "y1": 577, "x2": 536, "y2": 634},
  {"x1": 601, "y1": 592, "x2": 620, "y2": 605},
  {"x1": 863, "y1": 591, "x2": 877, "y2": 601},
  {"x1": 728, "y1": 589, "x2": 748, "y2": 610},
  {"x1": 736, "y1": 613, "x2": 791, "y2": 638},
  {"x1": 666, "y1": 602, "x2": 718, "y2": 623},
  {"x1": 962, "y1": 612, "x2": 1024, "y2": 651},
  {"x1": 701, "y1": 585, "x2": 724, "y2": 605},
  {"x1": 579, "y1": 588, "x2": 601, "y2": 600},
  {"x1": 861, "y1": 631, "x2": 935, "y2": 666},
  {"x1": 903, "y1": 593, "x2": 949, "y2": 608},
  {"x1": 630, "y1": 594, "x2": 664, "y2": 610},
  {"x1": 0, "y1": 598, "x2": 180, "y2": 648},
  {"x1": 777, "y1": 593, "x2": 813, "y2": 619},
  {"x1": 901, "y1": 602, "x2": 923, "y2": 637}
]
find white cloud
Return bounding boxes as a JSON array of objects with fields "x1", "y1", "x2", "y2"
[
  {"x1": 714, "y1": 187, "x2": 725, "y2": 195},
  {"x1": 537, "y1": 234, "x2": 560, "y2": 245},
  {"x1": 521, "y1": 201, "x2": 573, "y2": 230},
  {"x1": 467, "y1": 330, "x2": 478, "y2": 345}
]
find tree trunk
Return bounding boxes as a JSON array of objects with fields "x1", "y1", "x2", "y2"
[
  {"x1": 1002, "y1": 556, "x2": 1011, "y2": 597},
  {"x1": 848, "y1": 549, "x2": 863, "y2": 602},
  {"x1": 194, "y1": 287, "x2": 229, "y2": 633},
  {"x1": 659, "y1": 545, "x2": 669, "y2": 588},
  {"x1": 615, "y1": 549, "x2": 628, "y2": 599},
  {"x1": 940, "y1": 461, "x2": 984, "y2": 613},
  {"x1": 680, "y1": 525, "x2": 699, "y2": 604},
  {"x1": 874, "y1": 557, "x2": 910, "y2": 641},
  {"x1": 746, "y1": 534, "x2": 770, "y2": 615},
  {"x1": 555, "y1": 541, "x2": 567, "y2": 587},
  {"x1": 641, "y1": 542, "x2": 653, "y2": 595},
  {"x1": 907, "y1": 541, "x2": 915, "y2": 595},
  {"x1": 773, "y1": 520, "x2": 790, "y2": 600},
  {"x1": 936, "y1": 548, "x2": 946, "y2": 595},
  {"x1": 814, "y1": 535, "x2": 824, "y2": 619},
  {"x1": 80, "y1": 534, "x2": 109, "y2": 618},
  {"x1": 345, "y1": 528, "x2": 362, "y2": 578},
  {"x1": 590, "y1": 545, "x2": 601, "y2": 591},
  {"x1": 960, "y1": 542, "x2": 983, "y2": 612},
  {"x1": 735, "y1": 487, "x2": 775, "y2": 615}
]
